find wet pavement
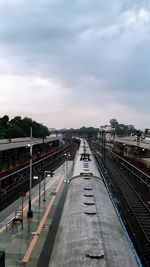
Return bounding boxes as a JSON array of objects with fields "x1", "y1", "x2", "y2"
[{"x1": 0, "y1": 162, "x2": 73, "y2": 267}]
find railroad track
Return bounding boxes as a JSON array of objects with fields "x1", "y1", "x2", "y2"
[
  {"x1": 106, "y1": 162, "x2": 150, "y2": 266},
  {"x1": 90, "y1": 143, "x2": 150, "y2": 267},
  {"x1": 0, "y1": 153, "x2": 65, "y2": 211},
  {"x1": 0, "y1": 142, "x2": 78, "y2": 211}
]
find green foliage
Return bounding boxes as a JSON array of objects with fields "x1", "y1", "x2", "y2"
[
  {"x1": 74, "y1": 126, "x2": 99, "y2": 132},
  {"x1": 0, "y1": 115, "x2": 50, "y2": 139},
  {"x1": 0, "y1": 115, "x2": 10, "y2": 139},
  {"x1": 58, "y1": 126, "x2": 99, "y2": 134}
]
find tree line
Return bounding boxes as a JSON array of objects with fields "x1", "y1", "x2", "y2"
[{"x1": 0, "y1": 115, "x2": 50, "y2": 139}]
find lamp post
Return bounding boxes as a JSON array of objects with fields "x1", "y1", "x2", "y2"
[
  {"x1": 33, "y1": 175, "x2": 41, "y2": 207},
  {"x1": 39, "y1": 174, "x2": 41, "y2": 206},
  {"x1": 27, "y1": 127, "x2": 33, "y2": 218},
  {"x1": 64, "y1": 153, "x2": 70, "y2": 180},
  {"x1": 43, "y1": 171, "x2": 51, "y2": 202},
  {"x1": 102, "y1": 131, "x2": 105, "y2": 165}
]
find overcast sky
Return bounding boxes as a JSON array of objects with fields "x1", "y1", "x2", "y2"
[{"x1": 0, "y1": 0, "x2": 149, "y2": 129}]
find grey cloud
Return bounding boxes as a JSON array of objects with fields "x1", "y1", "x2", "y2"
[{"x1": 0, "y1": 0, "x2": 150, "y2": 127}]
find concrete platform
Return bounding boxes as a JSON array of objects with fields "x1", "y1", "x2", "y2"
[
  {"x1": 113, "y1": 137, "x2": 150, "y2": 150},
  {"x1": 0, "y1": 162, "x2": 72, "y2": 267},
  {"x1": 0, "y1": 136, "x2": 60, "y2": 151}
]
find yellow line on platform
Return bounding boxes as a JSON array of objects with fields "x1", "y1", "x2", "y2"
[
  {"x1": 0, "y1": 174, "x2": 61, "y2": 234},
  {"x1": 0, "y1": 225, "x2": 7, "y2": 234},
  {"x1": 22, "y1": 174, "x2": 64, "y2": 263}
]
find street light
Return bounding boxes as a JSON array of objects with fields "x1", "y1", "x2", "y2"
[
  {"x1": 102, "y1": 131, "x2": 105, "y2": 165},
  {"x1": 64, "y1": 153, "x2": 71, "y2": 180},
  {"x1": 43, "y1": 171, "x2": 53, "y2": 202},
  {"x1": 27, "y1": 127, "x2": 33, "y2": 218},
  {"x1": 33, "y1": 175, "x2": 41, "y2": 207}
]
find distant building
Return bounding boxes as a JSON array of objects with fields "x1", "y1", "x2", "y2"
[
  {"x1": 49, "y1": 128, "x2": 56, "y2": 132},
  {"x1": 100, "y1": 125, "x2": 115, "y2": 131},
  {"x1": 100, "y1": 121, "x2": 136, "y2": 134},
  {"x1": 100, "y1": 125, "x2": 108, "y2": 130},
  {"x1": 145, "y1": 129, "x2": 150, "y2": 137},
  {"x1": 126, "y1": 125, "x2": 134, "y2": 130}
]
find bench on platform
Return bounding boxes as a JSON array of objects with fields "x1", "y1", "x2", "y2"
[{"x1": 6, "y1": 210, "x2": 22, "y2": 228}]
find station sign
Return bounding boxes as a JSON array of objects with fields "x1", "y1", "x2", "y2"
[{"x1": 19, "y1": 192, "x2": 26, "y2": 197}]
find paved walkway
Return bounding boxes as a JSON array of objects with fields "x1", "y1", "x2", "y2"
[
  {"x1": 0, "y1": 162, "x2": 71, "y2": 267},
  {"x1": 0, "y1": 136, "x2": 61, "y2": 151}
]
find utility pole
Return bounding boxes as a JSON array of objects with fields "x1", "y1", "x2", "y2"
[
  {"x1": 102, "y1": 131, "x2": 105, "y2": 165},
  {"x1": 39, "y1": 174, "x2": 41, "y2": 207},
  {"x1": 43, "y1": 171, "x2": 52, "y2": 202},
  {"x1": 27, "y1": 127, "x2": 33, "y2": 218},
  {"x1": 43, "y1": 171, "x2": 46, "y2": 202},
  {"x1": 137, "y1": 130, "x2": 141, "y2": 148}
]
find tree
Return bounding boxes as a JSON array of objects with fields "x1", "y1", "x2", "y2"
[
  {"x1": 0, "y1": 115, "x2": 9, "y2": 127},
  {"x1": 0, "y1": 115, "x2": 50, "y2": 139},
  {"x1": 0, "y1": 115, "x2": 9, "y2": 139}
]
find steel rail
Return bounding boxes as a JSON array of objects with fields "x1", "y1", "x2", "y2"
[
  {"x1": 0, "y1": 144, "x2": 70, "y2": 181},
  {"x1": 0, "y1": 143, "x2": 76, "y2": 211},
  {"x1": 111, "y1": 151, "x2": 150, "y2": 180},
  {"x1": 90, "y1": 143, "x2": 150, "y2": 266},
  {"x1": 93, "y1": 141, "x2": 150, "y2": 181},
  {"x1": 97, "y1": 153, "x2": 150, "y2": 266}
]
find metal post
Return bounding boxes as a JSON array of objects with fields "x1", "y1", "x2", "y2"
[
  {"x1": 137, "y1": 131, "x2": 141, "y2": 148},
  {"x1": 43, "y1": 171, "x2": 51, "y2": 202},
  {"x1": 66, "y1": 160, "x2": 68, "y2": 180},
  {"x1": 101, "y1": 131, "x2": 103, "y2": 159},
  {"x1": 27, "y1": 127, "x2": 33, "y2": 218},
  {"x1": 102, "y1": 131, "x2": 105, "y2": 165},
  {"x1": 63, "y1": 161, "x2": 65, "y2": 172},
  {"x1": 104, "y1": 132, "x2": 105, "y2": 164},
  {"x1": 22, "y1": 196, "x2": 24, "y2": 229},
  {"x1": 43, "y1": 172, "x2": 46, "y2": 202},
  {"x1": 39, "y1": 175, "x2": 41, "y2": 207},
  {"x1": 65, "y1": 153, "x2": 71, "y2": 180}
]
